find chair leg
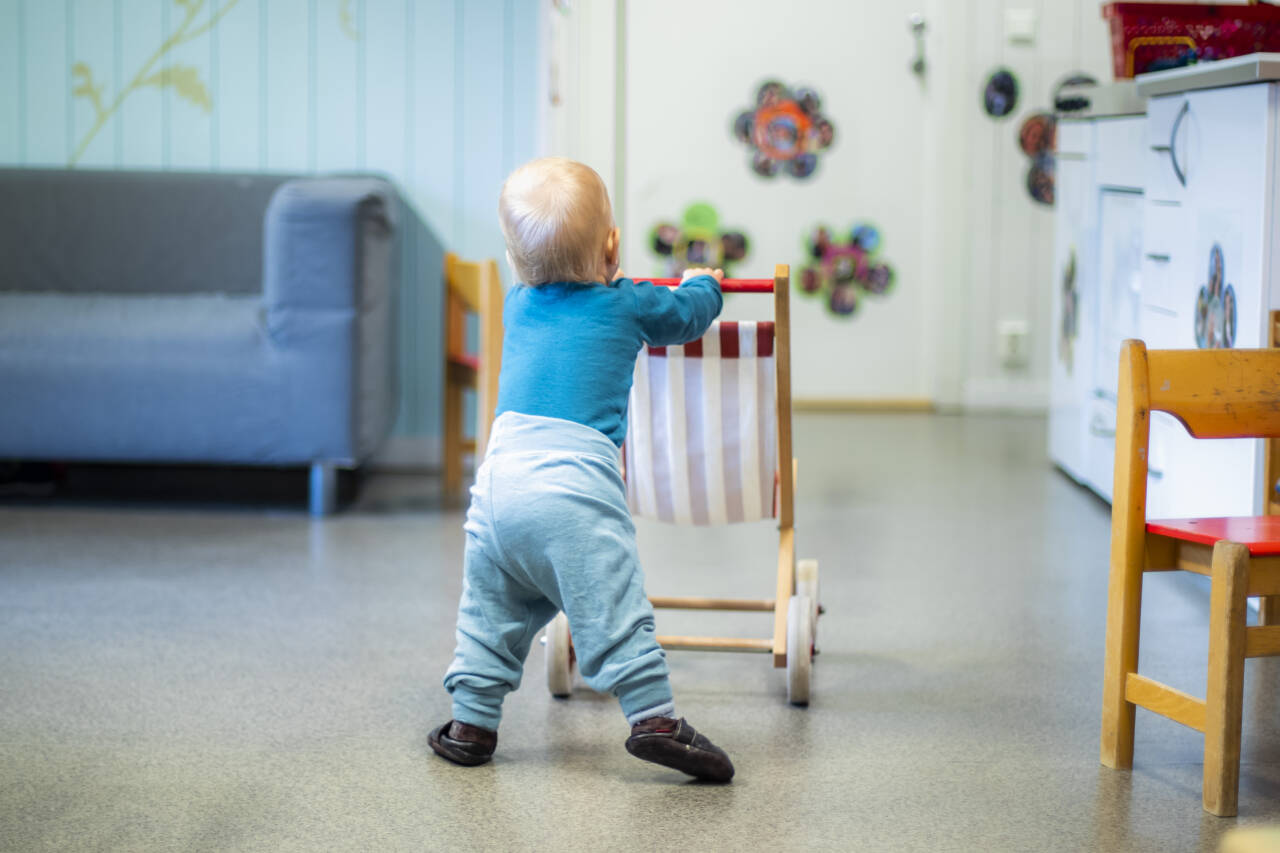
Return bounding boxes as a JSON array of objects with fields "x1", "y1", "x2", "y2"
[
  {"x1": 309, "y1": 462, "x2": 338, "y2": 517},
  {"x1": 1101, "y1": 546, "x2": 1145, "y2": 769},
  {"x1": 1204, "y1": 540, "x2": 1249, "y2": 817},
  {"x1": 443, "y1": 380, "x2": 463, "y2": 498}
]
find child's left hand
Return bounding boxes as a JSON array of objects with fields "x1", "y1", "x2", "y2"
[{"x1": 682, "y1": 267, "x2": 724, "y2": 283}]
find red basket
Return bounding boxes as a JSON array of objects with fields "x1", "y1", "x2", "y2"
[{"x1": 1102, "y1": 2, "x2": 1280, "y2": 78}]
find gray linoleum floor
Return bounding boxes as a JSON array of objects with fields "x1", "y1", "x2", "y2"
[{"x1": 3, "y1": 413, "x2": 1279, "y2": 853}]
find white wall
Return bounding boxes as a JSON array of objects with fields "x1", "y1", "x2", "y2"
[
  {"x1": 951, "y1": 0, "x2": 1114, "y2": 410},
  {"x1": 551, "y1": 0, "x2": 1125, "y2": 411}
]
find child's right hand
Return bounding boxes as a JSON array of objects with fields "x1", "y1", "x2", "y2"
[{"x1": 682, "y1": 267, "x2": 724, "y2": 283}]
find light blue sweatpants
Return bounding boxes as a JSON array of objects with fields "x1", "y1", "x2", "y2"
[{"x1": 443, "y1": 411, "x2": 674, "y2": 731}]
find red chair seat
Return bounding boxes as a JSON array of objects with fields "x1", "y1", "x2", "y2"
[
  {"x1": 447, "y1": 353, "x2": 481, "y2": 371},
  {"x1": 1146, "y1": 517, "x2": 1280, "y2": 556}
]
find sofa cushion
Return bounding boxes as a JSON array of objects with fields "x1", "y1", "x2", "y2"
[
  {"x1": 0, "y1": 292, "x2": 300, "y2": 463},
  {"x1": 0, "y1": 169, "x2": 289, "y2": 296}
]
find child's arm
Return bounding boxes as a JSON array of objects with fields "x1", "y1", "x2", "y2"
[{"x1": 631, "y1": 267, "x2": 724, "y2": 346}]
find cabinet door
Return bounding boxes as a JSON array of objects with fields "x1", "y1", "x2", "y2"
[
  {"x1": 1093, "y1": 189, "x2": 1145, "y2": 402},
  {"x1": 1048, "y1": 150, "x2": 1094, "y2": 482},
  {"x1": 1140, "y1": 83, "x2": 1274, "y2": 518}
]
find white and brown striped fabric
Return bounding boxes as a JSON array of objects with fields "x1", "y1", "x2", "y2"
[{"x1": 623, "y1": 321, "x2": 778, "y2": 525}]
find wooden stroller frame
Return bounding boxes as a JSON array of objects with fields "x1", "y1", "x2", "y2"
[
  {"x1": 641, "y1": 265, "x2": 801, "y2": 670},
  {"x1": 544, "y1": 264, "x2": 818, "y2": 704}
]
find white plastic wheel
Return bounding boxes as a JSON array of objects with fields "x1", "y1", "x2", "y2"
[
  {"x1": 796, "y1": 559, "x2": 820, "y2": 648},
  {"x1": 545, "y1": 611, "x2": 573, "y2": 698},
  {"x1": 786, "y1": 595, "x2": 813, "y2": 706}
]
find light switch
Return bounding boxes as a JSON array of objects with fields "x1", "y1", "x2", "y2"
[{"x1": 1005, "y1": 8, "x2": 1036, "y2": 45}]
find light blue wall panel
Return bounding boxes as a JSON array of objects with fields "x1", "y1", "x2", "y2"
[
  {"x1": 165, "y1": 0, "x2": 215, "y2": 169},
  {"x1": 507, "y1": 0, "x2": 540, "y2": 173},
  {"x1": 363, "y1": 1, "x2": 407, "y2": 178},
  {"x1": 411, "y1": 0, "x2": 457, "y2": 246},
  {"x1": 313, "y1": 0, "x2": 358, "y2": 171},
  {"x1": 22, "y1": 0, "x2": 69, "y2": 166},
  {"x1": 404, "y1": 0, "x2": 458, "y2": 439},
  {"x1": 0, "y1": 0, "x2": 22, "y2": 163},
  {"x1": 69, "y1": 0, "x2": 116, "y2": 167},
  {"x1": 212, "y1": 0, "x2": 260, "y2": 170},
  {"x1": 263, "y1": 0, "x2": 309, "y2": 171},
  {"x1": 458, "y1": 0, "x2": 507, "y2": 267},
  {"x1": 118, "y1": 0, "x2": 163, "y2": 168}
]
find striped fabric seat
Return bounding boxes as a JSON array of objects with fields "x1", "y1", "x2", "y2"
[{"x1": 623, "y1": 321, "x2": 778, "y2": 525}]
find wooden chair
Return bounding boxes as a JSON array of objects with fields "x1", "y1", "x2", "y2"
[
  {"x1": 442, "y1": 253, "x2": 503, "y2": 498},
  {"x1": 1100, "y1": 338, "x2": 1280, "y2": 816}
]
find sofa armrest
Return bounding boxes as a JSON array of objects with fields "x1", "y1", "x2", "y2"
[
  {"x1": 263, "y1": 177, "x2": 397, "y2": 318},
  {"x1": 260, "y1": 176, "x2": 400, "y2": 465}
]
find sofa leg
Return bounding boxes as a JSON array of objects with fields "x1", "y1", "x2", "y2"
[{"x1": 309, "y1": 462, "x2": 338, "y2": 517}]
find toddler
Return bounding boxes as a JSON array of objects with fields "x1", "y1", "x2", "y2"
[{"x1": 429, "y1": 157, "x2": 734, "y2": 782}]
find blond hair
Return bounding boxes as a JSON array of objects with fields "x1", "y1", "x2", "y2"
[{"x1": 498, "y1": 157, "x2": 613, "y2": 285}]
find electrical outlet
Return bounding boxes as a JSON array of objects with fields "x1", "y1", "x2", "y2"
[
  {"x1": 1005, "y1": 8, "x2": 1036, "y2": 45},
  {"x1": 998, "y1": 319, "x2": 1030, "y2": 368}
]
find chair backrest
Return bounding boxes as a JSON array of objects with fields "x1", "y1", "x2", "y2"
[
  {"x1": 625, "y1": 321, "x2": 778, "y2": 525},
  {"x1": 1146, "y1": 347, "x2": 1280, "y2": 440},
  {"x1": 443, "y1": 252, "x2": 504, "y2": 457}
]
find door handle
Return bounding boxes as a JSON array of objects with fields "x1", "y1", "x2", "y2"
[
  {"x1": 908, "y1": 13, "x2": 927, "y2": 77},
  {"x1": 1169, "y1": 101, "x2": 1189, "y2": 187}
]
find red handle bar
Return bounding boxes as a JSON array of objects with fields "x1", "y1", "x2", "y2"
[{"x1": 643, "y1": 277, "x2": 775, "y2": 293}]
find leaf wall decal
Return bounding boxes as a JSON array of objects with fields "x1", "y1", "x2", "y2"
[{"x1": 139, "y1": 65, "x2": 213, "y2": 114}]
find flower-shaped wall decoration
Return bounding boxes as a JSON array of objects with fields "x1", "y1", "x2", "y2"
[
  {"x1": 1195, "y1": 243, "x2": 1237, "y2": 349},
  {"x1": 733, "y1": 81, "x2": 835, "y2": 180},
  {"x1": 650, "y1": 202, "x2": 750, "y2": 278},
  {"x1": 1018, "y1": 112, "x2": 1056, "y2": 206},
  {"x1": 798, "y1": 224, "x2": 895, "y2": 318}
]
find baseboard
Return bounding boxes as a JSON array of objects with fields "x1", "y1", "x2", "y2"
[
  {"x1": 793, "y1": 397, "x2": 935, "y2": 413},
  {"x1": 961, "y1": 377, "x2": 1049, "y2": 412},
  {"x1": 369, "y1": 435, "x2": 444, "y2": 472}
]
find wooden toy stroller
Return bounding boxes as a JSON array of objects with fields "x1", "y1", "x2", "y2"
[{"x1": 543, "y1": 265, "x2": 821, "y2": 705}]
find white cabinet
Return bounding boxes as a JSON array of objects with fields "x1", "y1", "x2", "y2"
[{"x1": 1052, "y1": 62, "x2": 1280, "y2": 517}]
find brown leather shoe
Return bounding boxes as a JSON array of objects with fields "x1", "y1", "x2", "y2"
[
  {"x1": 429, "y1": 720, "x2": 497, "y2": 766},
  {"x1": 625, "y1": 717, "x2": 734, "y2": 782}
]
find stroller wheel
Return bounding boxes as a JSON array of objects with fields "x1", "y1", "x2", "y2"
[
  {"x1": 786, "y1": 595, "x2": 813, "y2": 706},
  {"x1": 545, "y1": 611, "x2": 573, "y2": 698},
  {"x1": 797, "y1": 559, "x2": 820, "y2": 652}
]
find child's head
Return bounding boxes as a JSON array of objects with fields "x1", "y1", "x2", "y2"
[{"x1": 499, "y1": 157, "x2": 618, "y2": 285}]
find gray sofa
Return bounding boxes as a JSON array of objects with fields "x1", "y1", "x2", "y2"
[{"x1": 0, "y1": 169, "x2": 399, "y2": 514}]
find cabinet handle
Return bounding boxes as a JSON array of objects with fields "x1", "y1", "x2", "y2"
[
  {"x1": 1169, "y1": 101, "x2": 1189, "y2": 187},
  {"x1": 1089, "y1": 417, "x2": 1116, "y2": 439},
  {"x1": 1148, "y1": 467, "x2": 1164, "y2": 481},
  {"x1": 1145, "y1": 252, "x2": 1171, "y2": 262}
]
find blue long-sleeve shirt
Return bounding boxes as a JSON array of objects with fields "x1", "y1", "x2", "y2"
[{"x1": 494, "y1": 275, "x2": 723, "y2": 446}]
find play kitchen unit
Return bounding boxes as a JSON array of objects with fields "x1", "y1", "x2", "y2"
[{"x1": 1049, "y1": 54, "x2": 1280, "y2": 517}]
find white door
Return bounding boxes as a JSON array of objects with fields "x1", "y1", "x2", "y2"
[{"x1": 619, "y1": 0, "x2": 940, "y2": 403}]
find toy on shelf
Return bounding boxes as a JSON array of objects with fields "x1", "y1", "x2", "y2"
[
  {"x1": 650, "y1": 202, "x2": 750, "y2": 278},
  {"x1": 543, "y1": 269, "x2": 822, "y2": 706},
  {"x1": 733, "y1": 81, "x2": 835, "y2": 180},
  {"x1": 799, "y1": 223, "x2": 896, "y2": 318}
]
